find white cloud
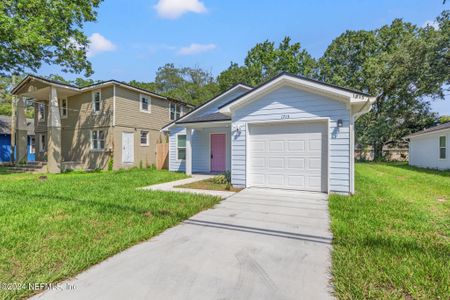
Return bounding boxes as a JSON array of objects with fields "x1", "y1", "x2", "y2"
[
  {"x1": 423, "y1": 20, "x2": 439, "y2": 30},
  {"x1": 154, "y1": 0, "x2": 207, "y2": 19},
  {"x1": 177, "y1": 43, "x2": 216, "y2": 55},
  {"x1": 87, "y1": 33, "x2": 117, "y2": 57}
]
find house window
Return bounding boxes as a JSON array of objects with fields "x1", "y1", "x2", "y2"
[
  {"x1": 140, "y1": 131, "x2": 149, "y2": 146},
  {"x1": 140, "y1": 95, "x2": 151, "y2": 113},
  {"x1": 60, "y1": 98, "x2": 68, "y2": 118},
  {"x1": 440, "y1": 136, "x2": 446, "y2": 159},
  {"x1": 91, "y1": 130, "x2": 105, "y2": 150},
  {"x1": 177, "y1": 134, "x2": 186, "y2": 160},
  {"x1": 38, "y1": 102, "x2": 45, "y2": 122},
  {"x1": 170, "y1": 103, "x2": 182, "y2": 120},
  {"x1": 39, "y1": 134, "x2": 46, "y2": 152},
  {"x1": 30, "y1": 136, "x2": 36, "y2": 154},
  {"x1": 92, "y1": 90, "x2": 101, "y2": 112}
]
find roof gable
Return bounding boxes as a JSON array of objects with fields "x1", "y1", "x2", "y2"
[{"x1": 219, "y1": 73, "x2": 375, "y2": 114}]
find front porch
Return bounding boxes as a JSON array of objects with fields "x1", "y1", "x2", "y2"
[
  {"x1": 11, "y1": 76, "x2": 80, "y2": 173},
  {"x1": 182, "y1": 121, "x2": 232, "y2": 176}
]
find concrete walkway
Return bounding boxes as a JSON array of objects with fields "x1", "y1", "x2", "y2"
[
  {"x1": 33, "y1": 188, "x2": 333, "y2": 300},
  {"x1": 141, "y1": 174, "x2": 236, "y2": 198}
]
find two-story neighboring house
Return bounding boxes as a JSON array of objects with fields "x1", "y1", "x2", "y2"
[{"x1": 11, "y1": 75, "x2": 192, "y2": 173}]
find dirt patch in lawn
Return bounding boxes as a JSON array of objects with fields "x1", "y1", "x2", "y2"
[{"x1": 175, "y1": 178, "x2": 243, "y2": 192}]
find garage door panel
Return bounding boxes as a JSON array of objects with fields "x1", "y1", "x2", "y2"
[{"x1": 248, "y1": 122, "x2": 327, "y2": 192}]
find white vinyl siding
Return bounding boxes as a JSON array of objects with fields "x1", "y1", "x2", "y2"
[
  {"x1": 231, "y1": 86, "x2": 351, "y2": 193},
  {"x1": 169, "y1": 127, "x2": 186, "y2": 171},
  {"x1": 409, "y1": 129, "x2": 450, "y2": 170}
]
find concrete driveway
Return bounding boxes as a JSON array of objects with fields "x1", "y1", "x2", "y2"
[{"x1": 33, "y1": 188, "x2": 333, "y2": 300}]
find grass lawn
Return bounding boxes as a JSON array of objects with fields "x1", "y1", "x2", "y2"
[
  {"x1": 0, "y1": 168, "x2": 220, "y2": 299},
  {"x1": 329, "y1": 163, "x2": 450, "y2": 299},
  {"x1": 176, "y1": 178, "x2": 242, "y2": 192}
]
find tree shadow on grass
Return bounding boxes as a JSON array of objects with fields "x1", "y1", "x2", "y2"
[{"x1": 385, "y1": 163, "x2": 450, "y2": 178}]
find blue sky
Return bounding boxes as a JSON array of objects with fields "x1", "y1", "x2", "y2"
[{"x1": 40, "y1": 0, "x2": 449, "y2": 114}]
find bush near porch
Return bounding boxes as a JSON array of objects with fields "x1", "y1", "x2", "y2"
[
  {"x1": 0, "y1": 169, "x2": 220, "y2": 299},
  {"x1": 329, "y1": 163, "x2": 450, "y2": 299}
]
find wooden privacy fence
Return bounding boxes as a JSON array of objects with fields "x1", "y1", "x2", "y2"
[{"x1": 155, "y1": 143, "x2": 169, "y2": 170}]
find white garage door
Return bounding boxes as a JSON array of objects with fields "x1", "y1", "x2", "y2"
[{"x1": 248, "y1": 122, "x2": 327, "y2": 192}]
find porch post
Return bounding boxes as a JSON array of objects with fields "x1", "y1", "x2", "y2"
[
  {"x1": 47, "y1": 86, "x2": 62, "y2": 173},
  {"x1": 186, "y1": 128, "x2": 192, "y2": 175},
  {"x1": 15, "y1": 97, "x2": 28, "y2": 164}
]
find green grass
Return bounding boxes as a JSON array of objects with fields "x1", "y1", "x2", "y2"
[
  {"x1": 0, "y1": 169, "x2": 220, "y2": 299},
  {"x1": 329, "y1": 163, "x2": 450, "y2": 299},
  {"x1": 175, "y1": 178, "x2": 242, "y2": 192}
]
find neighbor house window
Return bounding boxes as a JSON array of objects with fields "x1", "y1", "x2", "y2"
[
  {"x1": 91, "y1": 130, "x2": 105, "y2": 150},
  {"x1": 39, "y1": 134, "x2": 46, "y2": 152},
  {"x1": 170, "y1": 103, "x2": 182, "y2": 120},
  {"x1": 30, "y1": 136, "x2": 36, "y2": 154},
  {"x1": 38, "y1": 102, "x2": 45, "y2": 122},
  {"x1": 440, "y1": 136, "x2": 446, "y2": 159},
  {"x1": 92, "y1": 90, "x2": 101, "y2": 113},
  {"x1": 140, "y1": 131, "x2": 149, "y2": 146},
  {"x1": 140, "y1": 95, "x2": 151, "y2": 113},
  {"x1": 60, "y1": 98, "x2": 68, "y2": 118},
  {"x1": 177, "y1": 134, "x2": 186, "y2": 160}
]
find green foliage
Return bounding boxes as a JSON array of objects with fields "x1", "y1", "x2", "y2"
[
  {"x1": 211, "y1": 171, "x2": 231, "y2": 185},
  {"x1": 439, "y1": 115, "x2": 450, "y2": 124},
  {"x1": 217, "y1": 37, "x2": 317, "y2": 90},
  {"x1": 0, "y1": 0, "x2": 103, "y2": 77},
  {"x1": 318, "y1": 11, "x2": 450, "y2": 159},
  {"x1": 46, "y1": 74, "x2": 99, "y2": 87},
  {"x1": 107, "y1": 157, "x2": 113, "y2": 171}
]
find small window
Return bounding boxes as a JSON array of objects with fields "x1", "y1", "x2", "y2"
[
  {"x1": 92, "y1": 90, "x2": 101, "y2": 112},
  {"x1": 140, "y1": 95, "x2": 151, "y2": 113},
  {"x1": 39, "y1": 134, "x2": 46, "y2": 152},
  {"x1": 60, "y1": 98, "x2": 68, "y2": 118},
  {"x1": 30, "y1": 136, "x2": 36, "y2": 154},
  {"x1": 140, "y1": 131, "x2": 149, "y2": 146},
  {"x1": 170, "y1": 103, "x2": 182, "y2": 120},
  {"x1": 177, "y1": 134, "x2": 186, "y2": 160},
  {"x1": 440, "y1": 136, "x2": 446, "y2": 159},
  {"x1": 91, "y1": 130, "x2": 105, "y2": 150},
  {"x1": 38, "y1": 102, "x2": 45, "y2": 122}
]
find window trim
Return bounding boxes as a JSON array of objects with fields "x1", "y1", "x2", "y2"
[
  {"x1": 38, "y1": 102, "x2": 46, "y2": 122},
  {"x1": 140, "y1": 130, "x2": 149, "y2": 146},
  {"x1": 60, "y1": 98, "x2": 68, "y2": 119},
  {"x1": 92, "y1": 90, "x2": 102, "y2": 113},
  {"x1": 176, "y1": 133, "x2": 187, "y2": 161},
  {"x1": 140, "y1": 94, "x2": 151, "y2": 113},
  {"x1": 170, "y1": 103, "x2": 183, "y2": 120},
  {"x1": 39, "y1": 134, "x2": 46, "y2": 152},
  {"x1": 91, "y1": 129, "x2": 106, "y2": 151},
  {"x1": 439, "y1": 135, "x2": 446, "y2": 160}
]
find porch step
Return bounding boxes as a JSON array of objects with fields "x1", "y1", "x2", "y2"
[{"x1": 4, "y1": 163, "x2": 47, "y2": 173}]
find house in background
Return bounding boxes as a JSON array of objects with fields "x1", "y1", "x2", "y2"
[
  {"x1": 11, "y1": 75, "x2": 192, "y2": 173},
  {"x1": 407, "y1": 122, "x2": 449, "y2": 170},
  {"x1": 162, "y1": 73, "x2": 375, "y2": 195},
  {"x1": 0, "y1": 115, "x2": 35, "y2": 163}
]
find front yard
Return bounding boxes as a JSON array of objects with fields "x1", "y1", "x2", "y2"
[
  {"x1": 329, "y1": 163, "x2": 450, "y2": 299},
  {"x1": 0, "y1": 169, "x2": 220, "y2": 299}
]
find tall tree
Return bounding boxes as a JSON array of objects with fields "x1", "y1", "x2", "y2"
[
  {"x1": 0, "y1": 0, "x2": 102, "y2": 76},
  {"x1": 138, "y1": 63, "x2": 219, "y2": 105},
  {"x1": 217, "y1": 37, "x2": 316, "y2": 90},
  {"x1": 318, "y1": 11, "x2": 450, "y2": 159}
]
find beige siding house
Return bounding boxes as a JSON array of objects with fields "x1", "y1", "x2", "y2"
[{"x1": 12, "y1": 75, "x2": 192, "y2": 173}]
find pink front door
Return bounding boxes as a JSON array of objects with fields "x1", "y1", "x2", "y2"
[{"x1": 210, "y1": 133, "x2": 226, "y2": 173}]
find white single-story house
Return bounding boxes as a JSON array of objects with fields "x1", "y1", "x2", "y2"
[
  {"x1": 407, "y1": 122, "x2": 449, "y2": 170},
  {"x1": 162, "y1": 73, "x2": 375, "y2": 194}
]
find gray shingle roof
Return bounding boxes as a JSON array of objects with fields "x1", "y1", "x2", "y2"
[
  {"x1": 0, "y1": 116, "x2": 34, "y2": 135},
  {"x1": 408, "y1": 122, "x2": 450, "y2": 138},
  {"x1": 176, "y1": 112, "x2": 231, "y2": 124}
]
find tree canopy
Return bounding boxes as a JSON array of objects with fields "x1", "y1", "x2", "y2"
[
  {"x1": 0, "y1": 0, "x2": 102, "y2": 76},
  {"x1": 318, "y1": 11, "x2": 449, "y2": 158}
]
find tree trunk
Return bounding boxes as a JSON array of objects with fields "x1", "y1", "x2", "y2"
[{"x1": 373, "y1": 143, "x2": 384, "y2": 161}]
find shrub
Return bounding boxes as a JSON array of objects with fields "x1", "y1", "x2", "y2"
[{"x1": 212, "y1": 171, "x2": 231, "y2": 185}]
